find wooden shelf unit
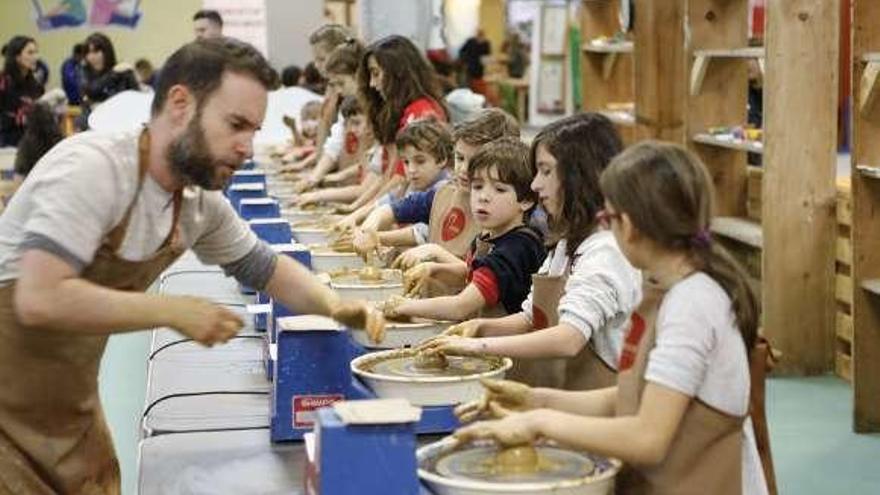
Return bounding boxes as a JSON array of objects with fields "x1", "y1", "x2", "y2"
[
  {"x1": 579, "y1": 1, "x2": 635, "y2": 144},
  {"x1": 685, "y1": 0, "x2": 840, "y2": 376},
  {"x1": 692, "y1": 133, "x2": 764, "y2": 154},
  {"x1": 850, "y1": 0, "x2": 880, "y2": 433}
]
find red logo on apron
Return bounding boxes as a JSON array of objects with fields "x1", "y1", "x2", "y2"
[
  {"x1": 618, "y1": 313, "x2": 646, "y2": 371},
  {"x1": 533, "y1": 306, "x2": 549, "y2": 330},
  {"x1": 441, "y1": 207, "x2": 466, "y2": 241},
  {"x1": 344, "y1": 131, "x2": 358, "y2": 155}
]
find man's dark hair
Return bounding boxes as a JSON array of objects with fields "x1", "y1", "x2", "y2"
[
  {"x1": 151, "y1": 38, "x2": 279, "y2": 116},
  {"x1": 193, "y1": 9, "x2": 223, "y2": 27}
]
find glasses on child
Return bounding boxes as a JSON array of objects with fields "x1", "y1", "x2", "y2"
[{"x1": 595, "y1": 209, "x2": 621, "y2": 229}]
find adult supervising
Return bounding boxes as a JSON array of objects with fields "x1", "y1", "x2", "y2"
[{"x1": 0, "y1": 38, "x2": 384, "y2": 494}]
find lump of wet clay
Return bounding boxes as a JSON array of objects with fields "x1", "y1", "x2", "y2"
[
  {"x1": 413, "y1": 351, "x2": 448, "y2": 370},
  {"x1": 493, "y1": 445, "x2": 539, "y2": 473}
]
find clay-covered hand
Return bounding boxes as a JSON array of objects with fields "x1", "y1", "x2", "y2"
[
  {"x1": 333, "y1": 215, "x2": 358, "y2": 234},
  {"x1": 292, "y1": 177, "x2": 318, "y2": 194},
  {"x1": 169, "y1": 296, "x2": 244, "y2": 347},
  {"x1": 352, "y1": 228, "x2": 380, "y2": 258},
  {"x1": 331, "y1": 300, "x2": 386, "y2": 343},
  {"x1": 391, "y1": 244, "x2": 441, "y2": 271},
  {"x1": 402, "y1": 262, "x2": 435, "y2": 298},
  {"x1": 416, "y1": 335, "x2": 485, "y2": 356},
  {"x1": 455, "y1": 378, "x2": 536, "y2": 423},
  {"x1": 453, "y1": 410, "x2": 541, "y2": 447},
  {"x1": 292, "y1": 191, "x2": 318, "y2": 207},
  {"x1": 440, "y1": 319, "x2": 482, "y2": 338},
  {"x1": 381, "y1": 295, "x2": 410, "y2": 320}
]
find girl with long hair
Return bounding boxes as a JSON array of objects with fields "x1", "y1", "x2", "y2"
[{"x1": 0, "y1": 36, "x2": 44, "y2": 146}]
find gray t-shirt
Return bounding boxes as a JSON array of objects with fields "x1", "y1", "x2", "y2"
[{"x1": 0, "y1": 128, "x2": 273, "y2": 287}]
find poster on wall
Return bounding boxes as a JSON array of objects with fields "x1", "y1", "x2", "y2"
[
  {"x1": 31, "y1": 0, "x2": 143, "y2": 30},
  {"x1": 537, "y1": 58, "x2": 564, "y2": 114},
  {"x1": 203, "y1": 0, "x2": 268, "y2": 57},
  {"x1": 540, "y1": 5, "x2": 567, "y2": 56}
]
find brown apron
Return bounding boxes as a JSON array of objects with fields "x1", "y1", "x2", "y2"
[
  {"x1": 0, "y1": 129, "x2": 185, "y2": 494},
  {"x1": 421, "y1": 182, "x2": 480, "y2": 297},
  {"x1": 615, "y1": 281, "x2": 743, "y2": 495},
  {"x1": 428, "y1": 182, "x2": 480, "y2": 260},
  {"x1": 507, "y1": 260, "x2": 617, "y2": 390}
]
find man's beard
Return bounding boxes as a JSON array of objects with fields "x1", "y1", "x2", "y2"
[{"x1": 167, "y1": 116, "x2": 228, "y2": 190}]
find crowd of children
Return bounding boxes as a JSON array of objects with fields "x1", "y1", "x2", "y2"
[{"x1": 276, "y1": 23, "x2": 772, "y2": 494}]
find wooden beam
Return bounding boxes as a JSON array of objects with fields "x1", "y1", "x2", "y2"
[
  {"x1": 633, "y1": 0, "x2": 686, "y2": 142},
  {"x1": 763, "y1": 0, "x2": 839, "y2": 375}
]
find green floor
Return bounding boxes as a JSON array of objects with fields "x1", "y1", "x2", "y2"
[{"x1": 99, "y1": 333, "x2": 880, "y2": 495}]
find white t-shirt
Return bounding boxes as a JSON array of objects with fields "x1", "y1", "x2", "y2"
[
  {"x1": 521, "y1": 231, "x2": 642, "y2": 368},
  {"x1": 648, "y1": 272, "x2": 768, "y2": 495},
  {"x1": 321, "y1": 112, "x2": 345, "y2": 161},
  {"x1": 0, "y1": 128, "x2": 258, "y2": 284}
]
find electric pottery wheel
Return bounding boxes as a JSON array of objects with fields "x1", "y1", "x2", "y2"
[
  {"x1": 349, "y1": 314, "x2": 449, "y2": 349},
  {"x1": 417, "y1": 437, "x2": 621, "y2": 495},
  {"x1": 328, "y1": 267, "x2": 404, "y2": 302},
  {"x1": 289, "y1": 216, "x2": 340, "y2": 245},
  {"x1": 350, "y1": 349, "x2": 511, "y2": 407},
  {"x1": 281, "y1": 204, "x2": 339, "y2": 223},
  {"x1": 309, "y1": 244, "x2": 365, "y2": 273}
]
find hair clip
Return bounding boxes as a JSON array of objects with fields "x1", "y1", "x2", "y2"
[{"x1": 690, "y1": 229, "x2": 713, "y2": 249}]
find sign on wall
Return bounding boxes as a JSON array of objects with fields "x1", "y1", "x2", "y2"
[
  {"x1": 203, "y1": 0, "x2": 268, "y2": 57},
  {"x1": 31, "y1": 0, "x2": 143, "y2": 30}
]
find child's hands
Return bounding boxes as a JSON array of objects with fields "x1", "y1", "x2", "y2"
[
  {"x1": 440, "y1": 319, "x2": 482, "y2": 338},
  {"x1": 453, "y1": 410, "x2": 541, "y2": 447},
  {"x1": 455, "y1": 378, "x2": 536, "y2": 423},
  {"x1": 331, "y1": 300, "x2": 386, "y2": 343},
  {"x1": 352, "y1": 228, "x2": 380, "y2": 258},
  {"x1": 292, "y1": 177, "x2": 318, "y2": 194},
  {"x1": 382, "y1": 296, "x2": 408, "y2": 320},
  {"x1": 416, "y1": 335, "x2": 484, "y2": 356},
  {"x1": 403, "y1": 262, "x2": 436, "y2": 297},
  {"x1": 292, "y1": 191, "x2": 318, "y2": 207},
  {"x1": 392, "y1": 244, "x2": 441, "y2": 271},
  {"x1": 333, "y1": 214, "x2": 358, "y2": 233}
]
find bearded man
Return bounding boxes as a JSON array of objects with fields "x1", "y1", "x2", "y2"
[{"x1": 0, "y1": 38, "x2": 384, "y2": 494}]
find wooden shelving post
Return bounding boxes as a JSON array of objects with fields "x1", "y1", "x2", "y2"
[
  {"x1": 633, "y1": 0, "x2": 686, "y2": 143},
  {"x1": 684, "y1": 0, "x2": 750, "y2": 217},
  {"x1": 851, "y1": 0, "x2": 880, "y2": 432},
  {"x1": 579, "y1": 1, "x2": 636, "y2": 143},
  {"x1": 763, "y1": 0, "x2": 839, "y2": 375}
]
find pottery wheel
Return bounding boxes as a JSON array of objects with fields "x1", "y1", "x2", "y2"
[
  {"x1": 431, "y1": 445, "x2": 595, "y2": 483},
  {"x1": 330, "y1": 268, "x2": 400, "y2": 285},
  {"x1": 364, "y1": 354, "x2": 500, "y2": 378}
]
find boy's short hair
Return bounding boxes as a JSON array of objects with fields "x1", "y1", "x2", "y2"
[
  {"x1": 452, "y1": 108, "x2": 520, "y2": 146},
  {"x1": 301, "y1": 100, "x2": 322, "y2": 120},
  {"x1": 193, "y1": 9, "x2": 223, "y2": 27},
  {"x1": 395, "y1": 119, "x2": 453, "y2": 168},
  {"x1": 468, "y1": 137, "x2": 535, "y2": 204},
  {"x1": 309, "y1": 24, "x2": 351, "y2": 48},
  {"x1": 325, "y1": 40, "x2": 364, "y2": 76},
  {"x1": 339, "y1": 95, "x2": 362, "y2": 119}
]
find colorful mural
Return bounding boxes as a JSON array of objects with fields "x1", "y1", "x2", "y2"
[{"x1": 32, "y1": 0, "x2": 143, "y2": 30}]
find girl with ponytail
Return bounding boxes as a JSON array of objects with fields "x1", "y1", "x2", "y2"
[{"x1": 452, "y1": 141, "x2": 769, "y2": 495}]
